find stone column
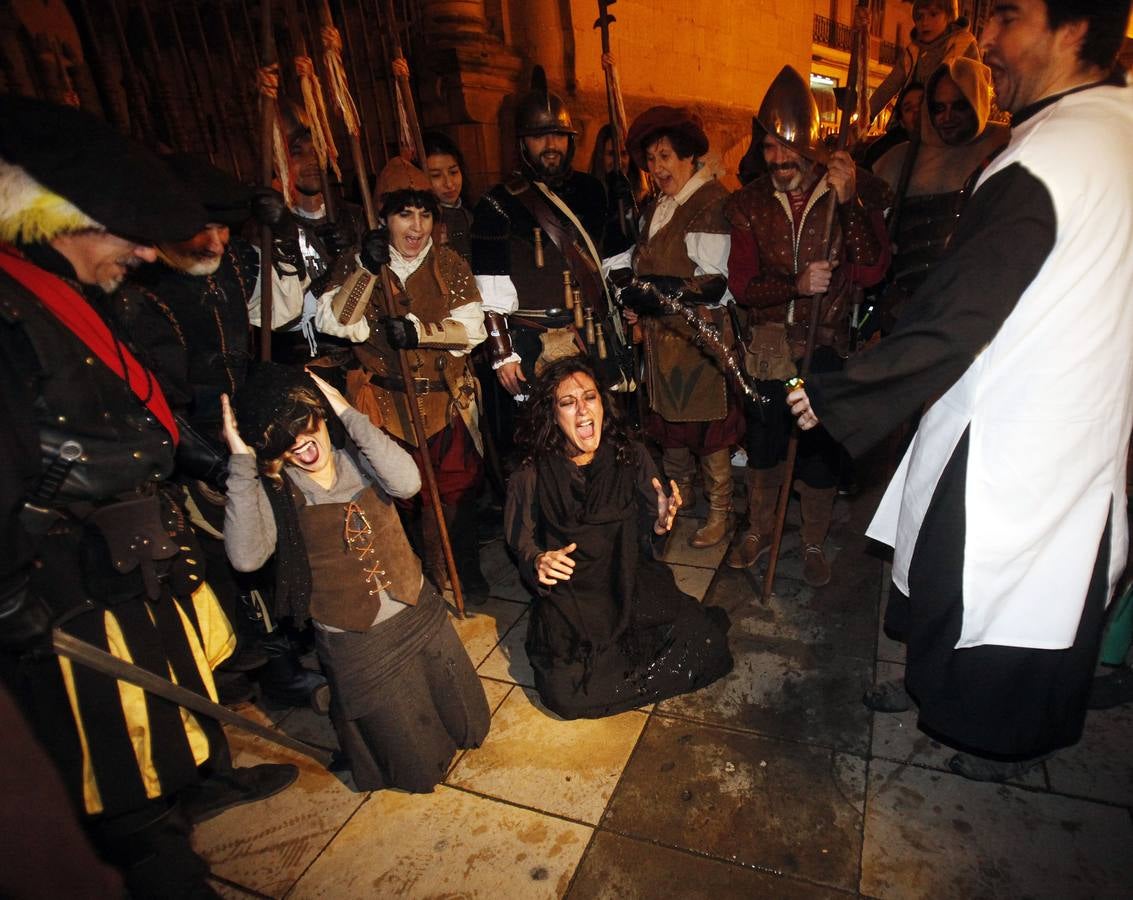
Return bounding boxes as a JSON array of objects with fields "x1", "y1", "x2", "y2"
[{"x1": 416, "y1": 0, "x2": 524, "y2": 192}]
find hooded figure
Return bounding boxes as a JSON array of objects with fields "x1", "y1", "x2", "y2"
[{"x1": 875, "y1": 57, "x2": 1011, "y2": 322}]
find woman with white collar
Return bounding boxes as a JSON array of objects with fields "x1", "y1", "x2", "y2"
[
  {"x1": 315, "y1": 158, "x2": 489, "y2": 600},
  {"x1": 607, "y1": 106, "x2": 740, "y2": 550}
]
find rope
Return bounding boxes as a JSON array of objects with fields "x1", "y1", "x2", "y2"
[
  {"x1": 256, "y1": 65, "x2": 295, "y2": 206},
  {"x1": 295, "y1": 54, "x2": 342, "y2": 181},
  {"x1": 320, "y1": 24, "x2": 361, "y2": 137}
]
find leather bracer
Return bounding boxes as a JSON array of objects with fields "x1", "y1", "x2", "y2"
[{"x1": 484, "y1": 311, "x2": 513, "y2": 363}]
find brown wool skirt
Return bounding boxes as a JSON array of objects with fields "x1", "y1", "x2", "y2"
[{"x1": 314, "y1": 584, "x2": 490, "y2": 792}]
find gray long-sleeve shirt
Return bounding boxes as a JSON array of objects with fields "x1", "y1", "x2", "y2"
[{"x1": 224, "y1": 406, "x2": 422, "y2": 626}]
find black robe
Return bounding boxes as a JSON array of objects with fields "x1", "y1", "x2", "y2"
[{"x1": 505, "y1": 441, "x2": 732, "y2": 719}]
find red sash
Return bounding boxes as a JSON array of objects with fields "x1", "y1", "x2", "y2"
[{"x1": 0, "y1": 244, "x2": 179, "y2": 444}]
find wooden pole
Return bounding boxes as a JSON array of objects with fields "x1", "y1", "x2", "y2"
[
  {"x1": 189, "y1": 2, "x2": 244, "y2": 178},
  {"x1": 284, "y1": 0, "x2": 337, "y2": 222},
  {"x1": 108, "y1": 0, "x2": 156, "y2": 142},
  {"x1": 322, "y1": 0, "x2": 464, "y2": 613},
  {"x1": 380, "y1": 0, "x2": 427, "y2": 165},
  {"x1": 259, "y1": 0, "x2": 277, "y2": 361}
]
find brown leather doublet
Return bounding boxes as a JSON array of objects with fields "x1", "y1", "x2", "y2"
[
  {"x1": 296, "y1": 484, "x2": 422, "y2": 632},
  {"x1": 352, "y1": 246, "x2": 478, "y2": 447},
  {"x1": 637, "y1": 180, "x2": 733, "y2": 423},
  {"x1": 725, "y1": 171, "x2": 890, "y2": 356}
]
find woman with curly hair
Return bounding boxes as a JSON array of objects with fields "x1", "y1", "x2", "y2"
[{"x1": 505, "y1": 357, "x2": 733, "y2": 719}]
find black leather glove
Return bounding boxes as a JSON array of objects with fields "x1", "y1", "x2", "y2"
[
  {"x1": 668, "y1": 274, "x2": 728, "y2": 306},
  {"x1": 612, "y1": 270, "x2": 664, "y2": 316},
  {"x1": 250, "y1": 188, "x2": 297, "y2": 238},
  {"x1": 360, "y1": 226, "x2": 391, "y2": 273},
  {"x1": 383, "y1": 316, "x2": 419, "y2": 350},
  {"x1": 638, "y1": 274, "x2": 686, "y2": 298},
  {"x1": 315, "y1": 221, "x2": 355, "y2": 260},
  {"x1": 608, "y1": 171, "x2": 635, "y2": 209},
  {"x1": 0, "y1": 577, "x2": 53, "y2": 656}
]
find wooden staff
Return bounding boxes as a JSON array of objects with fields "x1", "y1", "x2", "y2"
[
  {"x1": 380, "y1": 0, "x2": 427, "y2": 164},
  {"x1": 328, "y1": 0, "x2": 376, "y2": 175},
  {"x1": 761, "y1": 1, "x2": 869, "y2": 605},
  {"x1": 75, "y1": 0, "x2": 127, "y2": 129},
  {"x1": 284, "y1": 0, "x2": 338, "y2": 223},
  {"x1": 164, "y1": 0, "x2": 218, "y2": 163},
  {"x1": 218, "y1": 0, "x2": 260, "y2": 159},
  {"x1": 258, "y1": 0, "x2": 278, "y2": 361},
  {"x1": 138, "y1": 0, "x2": 189, "y2": 150},
  {"x1": 594, "y1": 0, "x2": 637, "y2": 241},
  {"x1": 317, "y1": 0, "x2": 464, "y2": 614},
  {"x1": 357, "y1": 0, "x2": 394, "y2": 169},
  {"x1": 108, "y1": 0, "x2": 155, "y2": 142},
  {"x1": 189, "y1": 2, "x2": 243, "y2": 178}
]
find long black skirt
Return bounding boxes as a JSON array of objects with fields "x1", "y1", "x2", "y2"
[
  {"x1": 527, "y1": 559, "x2": 733, "y2": 720},
  {"x1": 890, "y1": 431, "x2": 1111, "y2": 759},
  {"x1": 314, "y1": 584, "x2": 490, "y2": 792}
]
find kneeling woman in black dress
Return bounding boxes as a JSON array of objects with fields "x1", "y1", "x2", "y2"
[{"x1": 506, "y1": 357, "x2": 733, "y2": 719}]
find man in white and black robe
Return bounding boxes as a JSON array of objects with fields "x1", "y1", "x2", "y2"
[{"x1": 787, "y1": 0, "x2": 1133, "y2": 780}]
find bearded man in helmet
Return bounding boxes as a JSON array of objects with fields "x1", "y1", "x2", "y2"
[
  {"x1": 724, "y1": 66, "x2": 892, "y2": 589},
  {"x1": 471, "y1": 67, "x2": 630, "y2": 454}
]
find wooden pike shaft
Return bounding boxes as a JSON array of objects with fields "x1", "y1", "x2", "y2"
[
  {"x1": 285, "y1": 0, "x2": 337, "y2": 223},
  {"x1": 259, "y1": 0, "x2": 277, "y2": 361},
  {"x1": 165, "y1": 0, "x2": 218, "y2": 164},
  {"x1": 380, "y1": 0, "x2": 427, "y2": 164},
  {"x1": 190, "y1": 1, "x2": 244, "y2": 178},
  {"x1": 327, "y1": 0, "x2": 463, "y2": 613}
]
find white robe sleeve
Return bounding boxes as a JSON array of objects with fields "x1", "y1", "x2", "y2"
[{"x1": 685, "y1": 231, "x2": 734, "y2": 304}]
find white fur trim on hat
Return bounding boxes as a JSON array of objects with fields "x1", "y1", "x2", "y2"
[{"x1": 0, "y1": 157, "x2": 103, "y2": 244}]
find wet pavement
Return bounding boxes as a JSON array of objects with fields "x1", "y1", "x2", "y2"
[{"x1": 194, "y1": 462, "x2": 1133, "y2": 898}]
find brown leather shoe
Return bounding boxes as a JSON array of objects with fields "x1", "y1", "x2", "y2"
[
  {"x1": 726, "y1": 531, "x2": 771, "y2": 569},
  {"x1": 802, "y1": 543, "x2": 831, "y2": 587},
  {"x1": 689, "y1": 508, "x2": 730, "y2": 548}
]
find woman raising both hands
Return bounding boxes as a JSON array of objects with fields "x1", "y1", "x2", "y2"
[{"x1": 506, "y1": 357, "x2": 733, "y2": 720}]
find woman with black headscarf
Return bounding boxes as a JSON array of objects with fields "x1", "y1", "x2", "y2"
[{"x1": 505, "y1": 357, "x2": 733, "y2": 719}]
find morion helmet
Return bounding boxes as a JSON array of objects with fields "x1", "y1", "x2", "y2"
[
  {"x1": 515, "y1": 65, "x2": 578, "y2": 138},
  {"x1": 756, "y1": 65, "x2": 827, "y2": 163}
]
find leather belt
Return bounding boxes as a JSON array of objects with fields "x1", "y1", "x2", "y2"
[{"x1": 369, "y1": 373, "x2": 447, "y2": 394}]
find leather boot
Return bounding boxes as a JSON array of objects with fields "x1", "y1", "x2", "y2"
[
  {"x1": 257, "y1": 629, "x2": 329, "y2": 710},
  {"x1": 662, "y1": 446, "x2": 696, "y2": 514},
  {"x1": 798, "y1": 483, "x2": 836, "y2": 587},
  {"x1": 690, "y1": 449, "x2": 734, "y2": 548},
  {"x1": 726, "y1": 463, "x2": 785, "y2": 569}
]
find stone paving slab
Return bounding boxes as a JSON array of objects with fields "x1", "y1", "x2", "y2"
[
  {"x1": 861, "y1": 758, "x2": 1133, "y2": 899},
  {"x1": 603, "y1": 716, "x2": 867, "y2": 893},
  {"x1": 1045, "y1": 704, "x2": 1133, "y2": 806},
  {"x1": 658, "y1": 638, "x2": 874, "y2": 754},
  {"x1": 566, "y1": 829, "x2": 851, "y2": 899},
  {"x1": 448, "y1": 594, "x2": 527, "y2": 667},
  {"x1": 447, "y1": 687, "x2": 648, "y2": 825},
  {"x1": 709, "y1": 565, "x2": 878, "y2": 661},
  {"x1": 288, "y1": 786, "x2": 591, "y2": 898},
  {"x1": 193, "y1": 717, "x2": 367, "y2": 898},
  {"x1": 476, "y1": 609, "x2": 536, "y2": 686},
  {"x1": 868, "y1": 662, "x2": 1047, "y2": 788},
  {"x1": 671, "y1": 562, "x2": 717, "y2": 602}
]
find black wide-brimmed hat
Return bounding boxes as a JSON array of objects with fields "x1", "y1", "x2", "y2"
[
  {"x1": 234, "y1": 362, "x2": 340, "y2": 461},
  {"x1": 0, "y1": 94, "x2": 206, "y2": 243},
  {"x1": 162, "y1": 153, "x2": 253, "y2": 229},
  {"x1": 625, "y1": 105, "x2": 709, "y2": 171}
]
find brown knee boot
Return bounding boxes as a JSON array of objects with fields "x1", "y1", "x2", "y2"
[
  {"x1": 689, "y1": 449, "x2": 734, "y2": 549},
  {"x1": 726, "y1": 463, "x2": 785, "y2": 569},
  {"x1": 798, "y1": 483, "x2": 836, "y2": 587}
]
